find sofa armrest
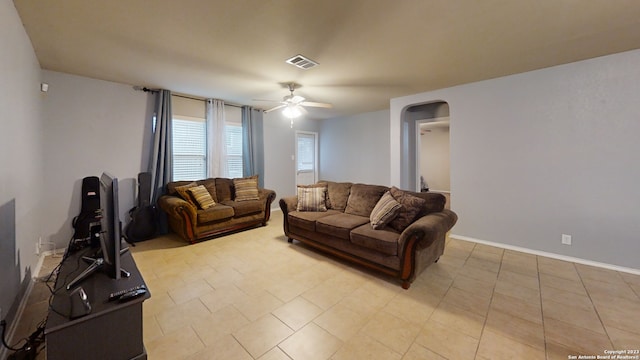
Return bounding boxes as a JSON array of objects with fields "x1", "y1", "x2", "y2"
[
  {"x1": 279, "y1": 196, "x2": 298, "y2": 213},
  {"x1": 157, "y1": 195, "x2": 197, "y2": 224},
  {"x1": 398, "y1": 209, "x2": 458, "y2": 253}
]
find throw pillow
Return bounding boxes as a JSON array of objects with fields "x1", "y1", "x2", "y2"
[
  {"x1": 389, "y1": 186, "x2": 427, "y2": 232},
  {"x1": 297, "y1": 185, "x2": 327, "y2": 212},
  {"x1": 174, "y1": 182, "x2": 198, "y2": 207},
  {"x1": 188, "y1": 185, "x2": 216, "y2": 210},
  {"x1": 233, "y1": 175, "x2": 260, "y2": 201},
  {"x1": 369, "y1": 191, "x2": 402, "y2": 230}
]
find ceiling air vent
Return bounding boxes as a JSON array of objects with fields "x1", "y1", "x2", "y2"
[{"x1": 285, "y1": 54, "x2": 319, "y2": 70}]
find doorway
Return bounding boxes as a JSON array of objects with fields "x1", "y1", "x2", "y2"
[{"x1": 295, "y1": 131, "x2": 318, "y2": 185}]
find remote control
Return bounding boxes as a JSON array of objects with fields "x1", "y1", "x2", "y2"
[
  {"x1": 108, "y1": 284, "x2": 146, "y2": 301},
  {"x1": 118, "y1": 288, "x2": 147, "y2": 302}
]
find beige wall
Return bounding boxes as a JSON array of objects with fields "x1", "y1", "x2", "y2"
[{"x1": 419, "y1": 126, "x2": 450, "y2": 192}]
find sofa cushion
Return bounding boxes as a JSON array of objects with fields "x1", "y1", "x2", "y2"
[
  {"x1": 344, "y1": 184, "x2": 388, "y2": 217},
  {"x1": 174, "y1": 182, "x2": 198, "y2": 207},
  {"x1": 316, "y1": 213, "x2": 370, "y2": 240},
  {"x1": 288, "y1": 210, "x2": 340, "y2": 232},
  {"x1": 323, "y1": 181, "x2": 352, "y2": 211},
  {"x1": 188, "y1": 185, "x2": 216, "y2": 210},
  {"x1": 234, "y1": 175, "x2": 260, "y2": 201},
  {"x1": 197, "y1": 204, "x2": 234, "y2": 223},
  {"x1": 369, "y1": 191, "x2": 402, "y2": 230},
  {"x1": 389, "y1": 187, "x2": 427, "y2": 232},
  {"x1": 297, "y1": 185, "x2": 327, "y2": 212},
  {"x1": 350, "y1": 224, "x2": 400, "y2": 256},
  {"x1": 200, "y1": 178, "x2": 218, "y2": 203},
  {"x1": 215, "y1": 178, "x2": 234, "y2": 201},
  {"x1": 221, "y1": 199, "x2": 263, "y2": 217}
]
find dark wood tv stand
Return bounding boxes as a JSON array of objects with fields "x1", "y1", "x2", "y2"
[{"x1": 45, "y1": 247, "x2": 150, "y2": 360}]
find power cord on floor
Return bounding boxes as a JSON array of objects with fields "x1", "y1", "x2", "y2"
[{"x1": 2, "y1": 315, "x2": 46, "y2": 360}]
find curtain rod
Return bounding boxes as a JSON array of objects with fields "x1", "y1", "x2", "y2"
[{"x1": 135, "y1": 86, "x2": 244, "y2": 109}]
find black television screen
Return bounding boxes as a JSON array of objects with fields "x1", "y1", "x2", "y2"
[{"x1": 99, "y1": 172, "x2": 121, "y2": 280}]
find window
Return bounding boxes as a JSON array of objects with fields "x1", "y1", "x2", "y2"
[
  {"x1": 297, "y1": 133, "x2": 315, "y2": 172},
  {"x1": 225, "y1": 124, "x2": 243, "y2": 178},
  {"x1": 171, "y1": 105, "x2": 243, "y2": 181},
  {"x1": 172, "y1": 117, "x2": 206, "y2": 181}
]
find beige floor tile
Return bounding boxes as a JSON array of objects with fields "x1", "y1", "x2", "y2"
[
  {"x1": 464, "y1": 256, "x2": 501, "y2": 273},
  {"x1": 198, "y1": 282, "x2": 248, "y2": 314},
  {"x1": 401, "y1": 343, "x2": 447, "y2": 360},
  {"x1": 410, "y1": 272, "x2": 453, "y2": 299},
  {"x1": 540, "y1": 285, "x2": 594, "y2": 311},
  {"x1": 232, "y1": 314, "x2": 294, "y2": 358},
  {"x1": 489, "y1": 292, "x2": 543, "y2": 324},
  {"x1": 272, "y1": 296, "x2": 324, "y2": 330},
  {"x1": 331, "y1": 335, "x2": 402, "y2": 360},
  {"x1": 279, "y1": 323, "x2": 343, "y2": 360},
  {"x1": 539, "y1": 272, "x2": 588, "y2": 296},
  {"x1": 191, "y1": 304, "x2": 250, "y2": 346},
  {"x1": 314, "y1": 302, "x2": 371, "y2": 341},
  {"x1": 497, "y1": 269, "x2": 539, "y2": 290},
  {"x1": 429, "y1": 302, "x2": 485, "y2": 339},
  {"x1": 583, "y1": 277, "x2": 639, "y2": 303},
  {"x1": 382, "y1": 291, "x2": 439, "y2": 326},
  {"x1": 576, "y1": 263, "x2": 626, "y2": 284},
  {"x1": 360, "y1": 311, "x2": 421, "y2": 354},
  {"x1": 186, "y1": 334, "x2": 252, "y2": 360},
  {"x1": 477, "y1": 328, "x2": 545, "y2": 360},
  {"x1": 606, "y1": 326, "x2": 640, "y2": 349},
  {"x1": 415, "y1": 320, "x2": 479, "y2": 360},
  {"x1": 455, "y1": 264, "x2": 499, "y2": 284},
  {"x1": 451, "y1": 273, "x2": 495, "y2": 298},
  {"x1": 543, "y1": 318, "x2": 612, "y2": 355},
  {"x1": 143, "y1": 314, "x2": 164, "y2": 343},
  {"x1": 542, "y1": 297, "x2": 606, "y2": 334},
  {"x1": 154, "y1": 298, "x2": 211, "y2": 334},
  {"x1": 596, "y1": 302, "x2": 640, "y2": 335},
  {"x1": 233, "y1": 290, "x2": 284, "y2": 321},
  {"x1": 440, "y1": 286, "x2": 491, "y2": 316},
  {"x1": 485, "y1": 308, "x2": 545, "y2": 350},
  {"x1": 167, "y1": 278, "x2": 214, "y2": 305},
  {"x1": 537, "y1": 257, "x2": 581, "y2": 281},
  {"x1": 259, "y1": 347, "x2": 294, "y2": 360},
  {"x1": 146, "y1": 325, "x2": 205, "y2": 360},
  {"x1": 494, "y1": 279, "x2": 540, "y2": 305}
]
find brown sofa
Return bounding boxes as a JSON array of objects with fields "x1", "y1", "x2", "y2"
[
  {"x1": 280, "y1": 181, "x2": 457, "y2": 289},
  {"x1": 158, "y1": 177, "x2": 276, "y2": 243}
]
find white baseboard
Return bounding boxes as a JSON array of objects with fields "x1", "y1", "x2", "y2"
[{"x1": 450, "y1": 233, "x2": 640, "y2": 276}]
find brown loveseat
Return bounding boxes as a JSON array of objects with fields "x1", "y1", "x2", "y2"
[
  {"x1": 158, "y1": 177, "x2": 276, "y2": 243},
  {"x1": 280, "y1": 181, "x2": 457, "y2": 289}
]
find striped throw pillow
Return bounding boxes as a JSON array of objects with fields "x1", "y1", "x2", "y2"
[
  {"x1": 370, "y1": 191, "x2": 402, "y2": 229},
  {"x1": 297, "y1": 185, "x2": 327, "y2": 212},
  {"x1": 188, "y1": 185, "x2": 216, "y2": 210},
  {"x1": 174, "y1": 182, "x2": 198, "y2": 207},
  {"x1": 233, "y1": 176, "x2": 260, "y2": 201}
]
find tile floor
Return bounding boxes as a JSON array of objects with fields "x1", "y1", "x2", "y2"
[{"x1": 11, "y1": 210, "x2": 640, "y2": 359}]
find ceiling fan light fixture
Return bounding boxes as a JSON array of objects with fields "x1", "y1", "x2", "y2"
[{"x1": 282, "y1": 104, "x2": 302, "y2": 119}]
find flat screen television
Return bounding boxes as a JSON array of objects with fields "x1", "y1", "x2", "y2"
[
  {"x1": 66, "y1": 172, "x2": 126, "y2": 289},
  {"x1": 98, "y1": 171, "x2": 122, "y2": 280}
]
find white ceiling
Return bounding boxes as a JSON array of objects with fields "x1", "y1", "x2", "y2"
[{"x1": 14, "y1": 0, "x2": 640, "y2": 119}]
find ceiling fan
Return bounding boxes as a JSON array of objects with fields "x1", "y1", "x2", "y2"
[{"x1": 258, "y1": 83, "x2": 332, "y2": 118}]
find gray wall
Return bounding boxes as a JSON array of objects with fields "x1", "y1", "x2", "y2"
[
  {"x1": 0, "y1": 1, "x2": 44, "y2": 335},
  {"x1": 264, "y1": 113, "x2": 321, "y2": 202},
  {"x1": 41, "y1": 71, "x2": 152, "y2": 249},
  {"x1": 391, "y1": 49, "x2": 640, "y2": 270},
  {"x1": 319, "y1": 110, "x2": 391, "y2": 185}
]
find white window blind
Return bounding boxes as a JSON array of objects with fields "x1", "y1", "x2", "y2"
[
  {"x1": 226, "y1": 124, "x2": 243, "y2": 178},
  {"x1": 297, "y1": 133, "x2": 315, "y2": 171},
  {"x1": 172, "y1": 117, "x2": 206, "y2": 181}
]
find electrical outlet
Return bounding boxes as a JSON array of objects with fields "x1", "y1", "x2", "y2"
[{"x1": 562, "y1": 234, "x2": 572, "y2": 245}]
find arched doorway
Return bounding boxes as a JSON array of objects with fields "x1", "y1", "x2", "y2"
[{"x1": 400, "y1": 101, "x2": 450, "y2": 204}]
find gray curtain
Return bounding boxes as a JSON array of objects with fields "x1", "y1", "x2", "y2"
[
  {"x1": 148, "y1": 90, "x2": 173, "y2": 233},
  {"x1": 241, "y1": 106, "x2": 264, "y2": 187}
]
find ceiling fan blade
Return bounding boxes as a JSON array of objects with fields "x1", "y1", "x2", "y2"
[
  {"x1": 265, "y1": 104, "x2": 286, "y2": 113},
  {"x1": 301, "y1": 101, "x2": 333, "y2": 109},
  {"x1": 291, "y1": 95, "x2": 306, "y2": 103}
]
